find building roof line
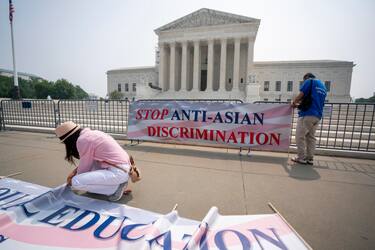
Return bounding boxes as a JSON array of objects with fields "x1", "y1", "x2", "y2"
[
  {"x1": 155, "y1": 8, "x2": 260, "y2": 34},
  {"x1": 0, "y1": 68, "x2": 44, "y2": 79}
]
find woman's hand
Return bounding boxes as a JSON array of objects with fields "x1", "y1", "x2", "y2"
[{"x1": 66, "y1": 168, "x2": 77, "y2": 186}]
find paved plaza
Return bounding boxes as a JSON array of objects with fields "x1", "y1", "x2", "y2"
[{"x1": 0, "y1": 131, "x2": 374, "y2": 249}]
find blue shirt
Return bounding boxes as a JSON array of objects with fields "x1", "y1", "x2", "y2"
[{"x1": 298, "y1": 78, "x2": 327, "y2": 119}]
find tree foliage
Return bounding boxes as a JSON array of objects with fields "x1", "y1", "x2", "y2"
[
  {"x1": 34, "y1": 80, "x2": 53, "y2": 99},
  {"x1": 74, "y1": 85, "x2": 89, "y2": 99},
  {"x1": 355, "y1": 95, "x2": 375, "y2": 103},
  {"x1": 0, "y1": 75, "x2": 89, "y2": 99},
  {"x1": 0, "y1": 76, "x2": 12, "y2": 97},
  {"x1": 109, "y1": 90, "x2": 124, "y2": 100},
  {"x1": 52, "y1": 79, "x2": 76, "y2": 99}
]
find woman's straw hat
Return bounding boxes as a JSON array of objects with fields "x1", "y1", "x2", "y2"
[{"x1": 55, "y1": 121, "x2": 80, "y2": 142}]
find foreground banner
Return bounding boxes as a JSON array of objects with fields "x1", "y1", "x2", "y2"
[
  {"x1": 128, "y1": 102, "x2": 292, "y2": 150},
  {"x1": 0, "y1": 178, "x2": 309, "y2": 249}
]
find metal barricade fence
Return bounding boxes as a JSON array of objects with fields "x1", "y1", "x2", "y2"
[
  {"x1": 137, "y1": 98, "x2": 244, "y2": 104},
  {"x1": 0, "y1": 102, "x2": 4, "y2": 131},
  {"x1": 0, "y1": 99, "x2": 242, "y2": 134},
  {"x1": 0, "y1": 99, "x2": 130, "y2": 135},
  {"x1": 1, "y1": 99, "x2": 374, "y2": 152},
  {"x1": 0, "y1": 99, "x2": 57, "y2": 128},
  {"x1": 254, "y1": 101, "x2": 375, "y2": 152},
  {"x1": 57, "y1": 100, "x2": 129, "y2": 134}
]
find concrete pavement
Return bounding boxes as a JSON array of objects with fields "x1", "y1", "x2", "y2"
[{"x1": 0, "y1": 131, "x2": 374, "y2": 249}]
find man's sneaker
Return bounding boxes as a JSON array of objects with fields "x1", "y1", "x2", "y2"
[
  {"x1": 108, "y1": 182, "x2": 128, "y2": 201},
  {"x1": 291, "y1": 157, "x2": 307, "y2": 164},
  {"x1": 306, "y1": 159, "x2": 314, "y2": 165}
]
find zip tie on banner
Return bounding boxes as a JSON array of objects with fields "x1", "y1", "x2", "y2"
[{"x1": 172, "y1": 203, "x2": 178, "y2": 211}]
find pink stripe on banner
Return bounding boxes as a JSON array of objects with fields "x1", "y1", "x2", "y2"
[
  {"x1": 202, "y1": 215, "x2": 293, "y2": 248},
  {"x1": 259, "y1": 105, "x2": 292, "y2": 120},
  {"x1": 0, "y1": 214, "x2": 131, "y2": 248},
  {"x1": 0, "y1": 213, "x2": 298, "y2": 249}
]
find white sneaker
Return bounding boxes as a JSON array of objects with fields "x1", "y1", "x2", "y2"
[
  {"x1": 306, "y1": 159, "x2": 314, "y2": 165},
  {"x1": 291, "y1": 157, "x2": 307, "y2": 164},
  {"x1": 108, "y1": 182, "x2": 128, "y2": 201}
]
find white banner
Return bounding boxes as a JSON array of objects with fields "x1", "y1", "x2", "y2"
[
  {"x1": 0, "y1": 178, "x2": 309, "y2": 249},
  {"x1": 128, "y1": 102, "x2": 292, "y2": 150}
]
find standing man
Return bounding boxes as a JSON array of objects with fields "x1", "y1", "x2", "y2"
[{"x1": 291, "y1": 73, "x2": 327, "y2": 165}]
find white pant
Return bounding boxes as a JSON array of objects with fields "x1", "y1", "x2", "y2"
[
  {"x1": 296, "y1": 116, "x2": 320, "y2": 160},
  {"x1": 71, "y1": 164, "x2": 129, "y2": 196}
]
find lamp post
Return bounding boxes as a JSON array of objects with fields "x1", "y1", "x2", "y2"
[{"x1": 9, "y1": 0, "x2": 20, "y2": 99}]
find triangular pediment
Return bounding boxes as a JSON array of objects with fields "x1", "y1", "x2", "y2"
[{"x1": 155, "y1": 8, "x2": 259, "y2": 33}]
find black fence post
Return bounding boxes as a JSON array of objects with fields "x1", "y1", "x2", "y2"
[{"x1": 0, "y1": 100, "x2": 4, "y2": 131}]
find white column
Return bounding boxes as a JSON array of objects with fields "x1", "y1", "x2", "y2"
[
  {"x1": 193, "y1": 40, "x2": 200, "y2": 91},
  {"x1": 158, "y1": 42, "x2": 167, "y2": 91},
  {"x1": 181, "y1": 41, "x2": 188, "y2": 91},
  {"x1": 245, "y1": 37, "x2": 260, "y2": 103},
  {"x1": 233, "y1": 37, "x2": 241, "y2": 89},
  {"x1": 219, "y1": 38, "x2": 227, "y2": 91},
  {"x1": 169, "y1": 42, "x2": 176, "y2": 91},
  {"x1": 246, "y1": 38, "x2": 254, "y2": 82},
  {"x1": 207, "y1": 39, "x2": 214, "y2": 92}
]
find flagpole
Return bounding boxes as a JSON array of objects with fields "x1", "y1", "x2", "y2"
[{"x1": 9, "y1": 0, "x2": 20, "y2": 99}]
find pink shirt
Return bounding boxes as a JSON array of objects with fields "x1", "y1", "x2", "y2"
[{"x1": 76, "y1": 128, "x2": 130, "y2": 174}]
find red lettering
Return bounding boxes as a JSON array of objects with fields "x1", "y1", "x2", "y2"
[
  {"x1": 147, "y1": 127, "x2": 278, "y2": 147},
  {"x1": 215, "y1": 130, "x2": 226, "y2": 143},
  {"x1": 269, "y1": 133, "x2": 281, "y2": 145},
  {"x1": 147, "y1": 126, "x2": 156, "y2": 136},
  {"x1": 249, "y1": 132, "x2": 255, "y2": 144},
  {"x1": 196, "y1": 129, "x2": 208, "y2": 140},
  {"x1": 209, "y1": 130, "x2": 215, "y2": 141},
  {"x1": 161, "y1": 127, "x2": 169, "y2": 137},
  {"x1": 160, "y1": 109, "x2": 169, "y2": 119},
  {"x1": 170, "y1": 127, "x2": 178, "y2": 138},
  {"x1": 189, "y1": 128, "x2": 195, "y2": 138},
  {"x1": 144, "y1": 110, "x2": 151, "y2": 119},
  {"x1": 256, "y1": 133, "x2": 269, "y2": 145},
  {"x1": 226, "y1": 132, "x2": 238, "y2": 144},
  {"x1": 180, "y1": 127, "x2": 190, "y2": 138},
  {"x1": 238, "y1": 131, "x2": 248, "y2": 144},
  {"x1": 151, "y1": 110, "x2": 160, "y2": 120},
  {"x1": 136, "y1": 109, "x2": 142, "y2": 120},
  {"x1": 137, "y1": 109, "x2": 170, "y2": 120}
]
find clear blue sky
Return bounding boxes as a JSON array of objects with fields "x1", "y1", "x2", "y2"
[{"x1": 1, "y1": 0, "x2": 374, "y2": 98}]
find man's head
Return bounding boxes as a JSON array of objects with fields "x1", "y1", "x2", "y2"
[{"x1": 303, "y1": 73, "x2": 316, "y2": 81}]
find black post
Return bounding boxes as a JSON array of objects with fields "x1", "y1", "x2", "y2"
[{"x1": 12, "y1": 85, "x2": 21, "y2": 100}]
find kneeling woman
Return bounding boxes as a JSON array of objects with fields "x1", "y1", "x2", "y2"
[{"x1": 55, "y1": 121, "x2": 140, "y2": 201}]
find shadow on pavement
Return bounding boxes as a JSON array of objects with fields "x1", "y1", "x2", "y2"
[
  {"x1": 123, "y1": 143, "x2": 288, "y2": 164},
  {"x1": 282, "y1": 162, "x2": 321, "y2": 180},
  {"x1": 82, "y1": 192, "x2": 134, "y2": 203},
  {"x1": 123, "y1": 143, "x2": 374, "y2": 180}
]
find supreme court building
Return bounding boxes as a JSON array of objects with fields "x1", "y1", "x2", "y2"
[{"x1": 107, "y1": 8, "x2": 354, "y2": 102}]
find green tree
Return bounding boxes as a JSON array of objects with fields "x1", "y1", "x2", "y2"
[
  {"x1": 74, "y1": 85, "x2": 89, "y2": 99},
  {"x1": 355, "y1": 95, "x2": 375, "y2": 103},
  {"x1": 0, "y1": 76, "x2": 34, "y2": 98},
  {"x1": 109, "y1": 90, "x2": 124, "y2": 100},
  {"x1": 34, "y1": 79, "x2": 53, "y2": 99},
  {"x1": 0, "y1": 75, "x2": 13, "y2": 98},
  {"x1": 52, "y1": 79, "x2": 76, "y2": 99},
  {"x1": 0, "y1": 75, "x2": 89, "y2": 99},
  {"x1": 19, "y1": 78, "x2": 35, "y2": 98}
]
